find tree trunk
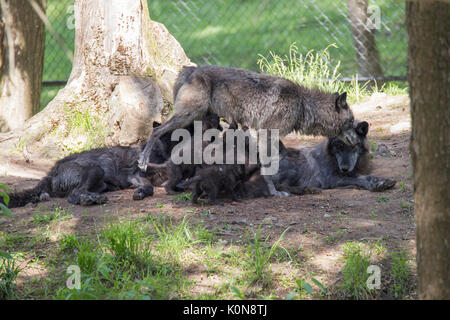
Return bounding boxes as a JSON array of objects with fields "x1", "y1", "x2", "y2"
[
  {"x1": 0, "y1": 0, "x2": 192, "y2": 157},
  {"x1": 407, "y1": 0, "x2": 450, "y2": 299},
  {"x1": 0, "y1": 0, "x2": 46, "y2": 132},
  {"x1": 347, "y1": 0, "x2": 383, "y2": 77}
]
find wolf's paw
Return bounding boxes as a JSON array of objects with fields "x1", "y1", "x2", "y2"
[
  {"x1": 133, "y1": 185, "x2": 154, "y2": 200},
  {"x1": 369, "y1": 177, "x2": 396, "y2": 192},
  {"x1": 272, "y1": 191, "x2": 290, "y2": 197},
  {"x1": 79, "y1": 193, "x2": 107, "y2": 206},
  {"x1": 39, "y1": 192, "x2": 50, "y2": 202}
]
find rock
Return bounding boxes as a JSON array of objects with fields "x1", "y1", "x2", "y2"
[{"x1": 373, "y1": 143, "x2": 396, "y2": 157}]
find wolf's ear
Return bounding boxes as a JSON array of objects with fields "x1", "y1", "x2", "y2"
[
  {"x1": 356, "y1": 121, "x2": 369, "y2": 137},
  {"x1": 335, "y1": 92, "x2": 348, "y2": 111}
]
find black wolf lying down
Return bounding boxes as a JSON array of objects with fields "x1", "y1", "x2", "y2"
[
  {"x1": 272, "y1": 121, "x2": 396, "y2": 194},
  {"x1": 6, "y1": 145, "x2": 155, "y2": 208},
  {"x1": 6, "y1": 113, "x2": 223, "y2": 208}
]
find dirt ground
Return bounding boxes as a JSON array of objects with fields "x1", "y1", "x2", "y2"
[{"x1": 0, "y1": 93, "x2": 416, "y2": 299}]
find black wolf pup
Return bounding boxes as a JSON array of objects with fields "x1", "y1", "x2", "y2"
[
  {"x1": 272, "y1": 121, "x2": 396, "y2": 193},
  {"x1": 6, "y1": 145, "x2": 155, "y2": 208},
  {"x1": 146, "y1": 112, "x2": 223, "y2": 193},
  {"x1": 138, "y1": 65, "x2": 358, "y2": 197},
  {"x1": 178, "y1": 164, "x2": 246, "y2": 205}
]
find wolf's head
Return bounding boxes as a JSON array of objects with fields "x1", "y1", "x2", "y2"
[
  {"x1": 328, "y1": 121, "x2": 369, "y2": 174},
  {"x1": 305, "y1": 91, "x2": 355, "y2": 141}
]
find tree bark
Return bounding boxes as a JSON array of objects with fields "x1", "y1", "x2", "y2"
[
  {"x1": 0, "y1": 0, "x2": 46, "y2": 132},
  {"x1": 0, "y1": 0, "x2": 192, "y2": 157},
  {"x1": 407, "y1": 0, "x2": 450, "y2": 299},
  {"x1": 347, "y1": 0, "x2": 383, "y2": 77}
]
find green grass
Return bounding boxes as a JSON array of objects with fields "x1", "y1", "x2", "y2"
[
  {"x1": 391, "y1": 250, "x2": 411, "y2": 299},
  {"x1": 0, "y1": 183, "x2": 12, "y2": 219},
  {"x1": 32, "y1": 206, "x2": 73, "y2": 225},
  {"x1": 173, "y1": 193, "x2": 193, "y2": 203},
  {"x1": 0, "y1": 257, "x2": 20, "y2": 300},
  {"x1": 41, "y1": 0, "x2": 407, "y2": 109},
  {"x1": 258, "y1": 43, "x2": 345, "y2": 94},
  {"x1": 59, "y1": 234, "x2": 80, "y2": 252},
  {"x1": 341, "y1": 241, "x2": 373, "y2": 299},
  {"x1": 257, "y1": 43, "x2": 408, "y2": 104},
  {"x1": 0, "y1": 208, "x2": 417, "y2": 300},
  {"x1": 55, "y1": 219, "x2": 191, "y2": 300},
  {"x1": 244, "y1": 226, "x2": 288, "y2": 286}
]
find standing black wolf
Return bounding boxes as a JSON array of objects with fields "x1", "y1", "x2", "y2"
[{"x1": 138, "y1": 65, "x2": 357, "y2": 195}]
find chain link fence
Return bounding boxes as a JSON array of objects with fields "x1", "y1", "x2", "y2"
[{"x1": 41, "y1": 0, "x2": 407, "y2": 108}]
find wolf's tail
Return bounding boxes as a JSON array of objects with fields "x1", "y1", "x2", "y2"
[
  {"x1": 6, "y1": 177, "x2": 51, "y2": 208},
  {"x1": 173, "y1": 66, "x2": 197, "y2": 101}
]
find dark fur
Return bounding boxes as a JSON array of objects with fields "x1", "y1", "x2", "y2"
[
  {"x1": 178, "y1": 164, "x2": 246, "y2": 205},
  {"x1": 6, "y1": 145, "x2": 155, "y2": 208},
  {"x1": 146, "y1": 112, "x2": 223, "y2": 192},
  {"x1": 270, "y1": 121, "x2": 396, "y2": 193},
  {"x1": 138, "y1": 65, "x2": 356, "y2": 177},
  {"x1": 175, "y1": 124, "x2": 263, "y2": 204}
]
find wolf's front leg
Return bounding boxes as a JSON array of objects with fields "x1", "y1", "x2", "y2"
[
  {"x1": 333, "y1": 175, "x2": 396, "y2": 191},
  {"x1": 263, "y1": 175, "x2": 290, "y2": 197}
]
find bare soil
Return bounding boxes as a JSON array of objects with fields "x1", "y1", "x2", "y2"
[{"x1": 0, "y1": 93, "x2": 416, "y2": 299}]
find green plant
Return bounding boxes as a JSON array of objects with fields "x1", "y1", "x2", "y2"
[
  {"x1": 59, "y1": 234, "x2": 80, "y2": 251},
  {"x1": 258, "y1": 43, "x2": 345, "y2": 94},
  {"x1": 230, "y1": 285, "x2": 246, "y2": 299},
  {"x1": 399, "y1": 182, "x2": 407, "y2": 192},
  {"x1": 391, "y1": 250, "x2": 411, "y2": 299},
  {"x1": 32, "y1": 206, "x2": 73, "y2": 225},
  {"x1": 377, "y1": 196, "x2": 389, "y2": 203},
  {"x1": 257, "y1": 42, "x2": 408, "y2": 105},
  {"x1": 0, "y1": 256, "x2": 20, "y2": 299},
  {"x1": 76, "y1": 240, "x2": 98, "y2": 274},
  {"x1": 152, "y1": 216, "x2": 197, "y2": 256},
  {"x1": 286, "y1": 278, "x2": 326, "y2": 300},
  {"x1": 0, "y1": 183, "x2": 12, "y2": 218},
  {"x1": 173, "y1": 192, "x2": 192, "y2": 203},
  {"x1": 0, "y1": 184, "x2": 13, "y2": 261},
  {"x1": 341, "y1": 242, "x2": 372, "y2": 299},
  {"x1": 244, "y1": 226, "x2": 288, "y2": 284},
  {"x1": 102, "y1": 221, "x2": 149, "y2": 263}
]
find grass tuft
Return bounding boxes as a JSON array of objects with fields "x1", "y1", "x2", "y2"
[
  {"x1": 391, "y1": 250, "x2": 411, "y2": 299},
  {"x1": 258, "y1": 42, "x2": 408, "y2": 104},
  {"x1": 341, "y1": 241, "x2": 372, "y2": 299}
]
